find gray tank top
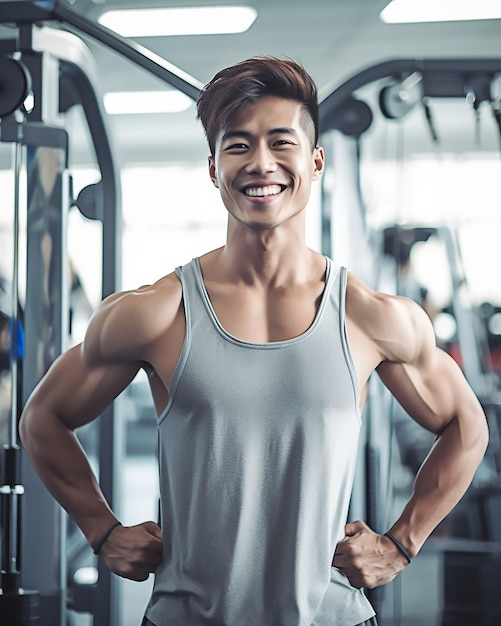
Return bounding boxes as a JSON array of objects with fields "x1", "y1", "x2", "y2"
[{"x1": 145, "y1": 257, "x2": 375, "y2": 625}]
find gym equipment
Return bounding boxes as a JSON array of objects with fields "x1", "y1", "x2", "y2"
[
  {"x1": 0, "y1": 57, "x2": 40, "y2": 624},
  {"x1": 379, "y1": 71, "x2": 423, "y2": 120},
  {"x1": 321, "y1": 96, "x2": 373, "y2": 138},
  {"x1": 0, "y1": 2, "x2": 201, "y2": 624},
  {"x1": 0, "y1": 56, "x2": 31, "y2": 118},
  {"x1": 320, "y1": 58, "x2": 501, "y2": 150},
  {"x1": 318, "y1": 58, "x2": 501, "y2": 624}
]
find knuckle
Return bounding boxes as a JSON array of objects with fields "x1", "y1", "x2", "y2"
[{"x1": 345, "y1": 543, "x2": 361, "y2": 557}]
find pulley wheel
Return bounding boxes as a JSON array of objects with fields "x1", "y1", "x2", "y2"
[
  {"x1": 329, "y1": 97, "x2": 373, "y2": 137},
  {"x1": 0, "y1": 56, "x2": 32, "y2": 118}
]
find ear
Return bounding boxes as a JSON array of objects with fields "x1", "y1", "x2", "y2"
[
  {"x1": 208, "y1": 156, "x2": 219, "y2": 188},
  {"x1": 311, "y1": 146, "x2": 325, "y2": 180}
]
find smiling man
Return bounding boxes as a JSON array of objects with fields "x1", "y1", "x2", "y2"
[
  {"x1": 19, "y1": 57, "x2": 488, "y2": 626},
  {"x1": 209, "y1": 95, "x2": 323, "y2": 235}
]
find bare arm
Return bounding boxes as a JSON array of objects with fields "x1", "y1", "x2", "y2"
[
  {"x1": 334, "y1": 294, "x2": 488, "y2": 588},
  {"x1": 20, "y1": 343, "x2": 139, "y2": 540},
  {"x1": 18, "y1": 287, "x2": 175, "y2": 580},
  {"x1": 378, "y1": 304, "x2": 488, "y2": 552}
]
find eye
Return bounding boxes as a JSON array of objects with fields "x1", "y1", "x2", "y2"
[
  {"x1": 273, "y1": 139, "x2": 294, "y2": 147},
  {"x1": 225, "y1": 143, "x2": 248, "y2": 153},
  {"x1": 225, "y1": 142, "x2": 248, "y2": 151}
]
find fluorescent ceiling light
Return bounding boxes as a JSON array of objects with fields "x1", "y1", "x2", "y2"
[
  {"x1": 98, "y1": 6, "x2": 257, "y2": 37},
  {"x1": 380, "y1": 0, "x2": 501, "y2": 23},
  {"x1": 104, "y1": 91, "x2": 193, "y2": 115}
]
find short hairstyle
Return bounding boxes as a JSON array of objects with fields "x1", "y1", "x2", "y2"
[{"x1": 196, "y1": 56, "x2": 319, "y2": 156}]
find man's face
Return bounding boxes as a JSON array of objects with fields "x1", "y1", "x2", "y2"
[{"x1": 209, "y1": 96, "x2": 324, "y2": 232}]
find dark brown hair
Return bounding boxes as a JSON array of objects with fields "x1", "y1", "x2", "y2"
[{"x1": 196, "y1": 56, "x2": 319, "y2": 156}]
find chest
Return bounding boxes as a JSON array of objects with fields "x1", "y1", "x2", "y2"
[
  {"x1": 204, "y1": 281, "x2": 325, "y2": 344},
  {"x1": 169, "y1": 316, "x2": 360, "y2": 439},
  {"x1": 169, "y1": 263, "x2": 358, "y2": 421}
]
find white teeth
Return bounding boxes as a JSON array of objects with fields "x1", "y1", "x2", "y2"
[{"x1": 244, "y1": 185, "x2": 283, "y2": 197}]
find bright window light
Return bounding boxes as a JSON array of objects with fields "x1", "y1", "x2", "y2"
[
  {"x1": 380, "y1": 0, "x2": 501, "y2": 23},
  {"x1": 104, "y1": 91, "x2": 193, "y2": 115},
  {"x1": 98, "y1": 6, "x2": 257, "y2": 37}
]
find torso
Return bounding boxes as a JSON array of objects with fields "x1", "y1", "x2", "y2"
[
  {"x1": 146, "y1": 255, "x2": 375, "y2": 625},
  {"x1": 105, "y1": 251, "x2": 385, "y2": 417}
]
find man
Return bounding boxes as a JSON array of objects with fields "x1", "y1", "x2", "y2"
[{"x1": 19, "y1": 57, "x2": 488, "y2": 626}]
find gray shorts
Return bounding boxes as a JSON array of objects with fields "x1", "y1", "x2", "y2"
[{"x1": 142, "y1": 617, "x2": 378, "y2": 625}]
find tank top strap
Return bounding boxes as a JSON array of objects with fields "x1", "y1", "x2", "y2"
[
  {"x1": 176, "y1": 256, "x2": 345, "y2": 343},
  {"x1": 174, "y1": 258, "x2": 209, "y2": 327}
]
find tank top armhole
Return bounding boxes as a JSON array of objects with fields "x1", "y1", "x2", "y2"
[
  {"x1": 158, "y1": 265, "x2": 192, "y2": 424},
  {"x1": 339, "y1": 266, "x2": 362, "y2": 423}
]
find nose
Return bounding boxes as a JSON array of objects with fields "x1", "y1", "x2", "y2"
[{"x1": 245, "y1": 142, "x2": 277, "y2": 175}]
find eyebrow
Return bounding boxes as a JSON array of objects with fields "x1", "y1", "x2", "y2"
[{"x1": 221, "y1": 127, "x2": 298, "y2": 142}]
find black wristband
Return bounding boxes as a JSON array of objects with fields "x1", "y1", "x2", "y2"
[
  {"x1": 93, "y1": 521, "x2": 122, "y2": 555},
  {"x1": 384, "y1": 532, "x2": 412, "y2": 564}
]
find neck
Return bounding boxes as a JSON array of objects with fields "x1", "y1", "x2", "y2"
[{"x1": 211, "y1": 220, "x2": 318, "y2": 287}]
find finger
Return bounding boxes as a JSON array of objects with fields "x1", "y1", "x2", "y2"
[
  {"x1": 344, "y1": 519, "x2": 366, "y2": 536},
  {"x1": 144, "y1": 551, "x2": 163, "y2": 569},
  {"x1": 332, "y1": 547, "x2": 352, "y2": 567},
  {"x1": 142, "y1": 520, "x2": 163, "y2": 540},
  {"x1": 333, "y1": 542, "x2": 347, "y2": 558},
  {"x1": 127, "y1": 570, "x2": 150, "y2": 582},
  {"x1": 143, "y1": 537, "x2": 163, "y2": 560}
]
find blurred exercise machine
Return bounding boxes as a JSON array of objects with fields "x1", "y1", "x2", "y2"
[
  {"x1": 0, "y1": 2, "x2": 200, "y2": 624},
  {"x1": 319, "y1": 59, "x2": 501, "y2": 625}
]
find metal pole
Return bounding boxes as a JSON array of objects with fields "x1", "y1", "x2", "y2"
[
  {"x1": 0, "y1": 131, "x2": 40, "y2": 624},
  {"x1": 0, "y1": 133, "x2": 23, "y2": 595},
  {"x1": 51, "y1": 0, "x2": 203, "y2": 100},
  {"x1": 9, "y1": 137, "x2": 21, "y2": 447}
]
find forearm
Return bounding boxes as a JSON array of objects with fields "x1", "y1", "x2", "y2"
[
  {"x1": 19, "y1": 405, "x2": 118, "y2": 547},
  {"x1": 390, "y1": 410, "x2": 488, "y2": 556}
]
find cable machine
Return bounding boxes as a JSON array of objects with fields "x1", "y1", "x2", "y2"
[
  {"x1": 319, "y1": 58, "x2": 501, "y2": 624},
  {"x1": 0, "y1": 2, "x2": 201, "y2": 624}
]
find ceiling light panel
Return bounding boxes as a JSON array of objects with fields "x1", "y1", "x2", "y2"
[
  {"x1": 99, "y1": 6, "x2": 257, "y2": 37},
  {"x1": 380, "y1": 0, "x2": 501, "y2": 23},
  {"x1": 104, "y1": 91, "x2": 193, "y2": 114}
]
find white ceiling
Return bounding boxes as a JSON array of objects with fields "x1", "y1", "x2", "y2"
[{"x1": 1, "y1": 0, "x2": 501, "y2": 163}]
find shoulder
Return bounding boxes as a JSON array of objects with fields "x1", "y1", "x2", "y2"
[
  {"x1": 345, "y1": 271, "x2": 436, "y2": 364},
  {"x1": 84, "y1": 271, "x2": 183, "y2": 364}
]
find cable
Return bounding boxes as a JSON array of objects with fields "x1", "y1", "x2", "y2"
[
  {"x1": 422, "y1": 97, "x2": 439, "y2": 144},
  {"x1": 491, "y1": 104, "x2": 501, "y2": 157}
]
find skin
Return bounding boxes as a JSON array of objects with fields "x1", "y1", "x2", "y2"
[{"x1": 19, "y1": 95, "x2": 488, "y2": 590}]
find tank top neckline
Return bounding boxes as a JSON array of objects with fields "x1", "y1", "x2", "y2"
[{"x1": 192, "y1": 256, "x2": 335, "y2": 349}]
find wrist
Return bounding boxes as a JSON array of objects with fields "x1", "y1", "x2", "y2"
[
  {"x1": 384, "y1": 531, "x2": 412, "y2": 564},
  {"x1": 386, "y1": 516, "x2": 424, "y2": 559},
  {"x1": 92, "y1": 520, "x2": 122, "y2": 555}
]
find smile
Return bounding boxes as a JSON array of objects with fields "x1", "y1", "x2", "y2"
[{"x1": 242, "y1": 184, "x2": 286, "y2": 197}]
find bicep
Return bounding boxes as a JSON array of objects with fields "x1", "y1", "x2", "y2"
[
  {"x1": 378, "y1": 347, "x2": 480, "y2": 434},
  {"x1": 23, "y1": 343, "x2": 140, "y2": 431},
  {"x1": 376, "y1": 302, "x2": 482, "y2": 435}
]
